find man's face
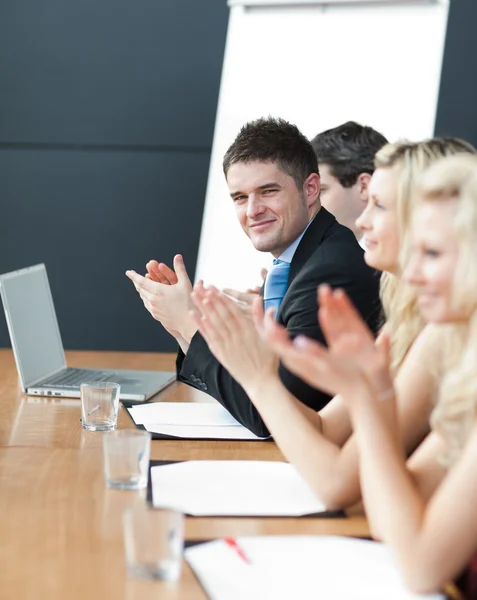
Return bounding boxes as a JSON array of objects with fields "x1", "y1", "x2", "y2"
[
  {"x1": 226, "y1": 161, "x2": 318, "y2": 257},
  {"x1": 319, "y1": 163, "x2": 368, "y2": 237}
]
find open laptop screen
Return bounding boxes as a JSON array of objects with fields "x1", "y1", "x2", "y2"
[{"x1": 0, "y1": 264, "x2": 66, "y2": 389}]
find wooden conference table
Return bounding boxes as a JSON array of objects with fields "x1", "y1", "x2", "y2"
[{"x1": 0, "y1": 348, "x2": 369, "y2": 600}]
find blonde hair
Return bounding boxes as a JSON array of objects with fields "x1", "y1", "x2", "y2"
[
  {"x1": 418, "y1": 154, "x2": 477, "y2": 464},
  {"x1": 374, "y1": 138, "x2": 476, "y2": 374}
]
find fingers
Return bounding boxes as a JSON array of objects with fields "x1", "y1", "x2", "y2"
[
  {"x1": 146, "y1": 261, "x2": 167, "y2": 284},
  {"x1": 126, "y1": 271, "x2": 164, "y2": 315},
  {"x1": 193, "y1": 280, "x2": 207, "y2": 301},
  {"x1": 260, "y1": 267, "x2": 268, "y2": 282},
  {"x1": 292, "y1": 335, "x2": 328, "y2": 359},
  {"x1": 261, "y1": 306, "x2": 291, "y2": 350},
  {"x1": 368, "y1": 330, "x2": 394, "y2": 399},
  {"x1": 246, "y1": 286, "x2": 262, "y2": 295},
  {"x1": 158, "y1": 262, "x2": 178, "y2": 285},
  {"x1": 317, "y1": 285, "x2": 347, "y2": 341},
  {"x1": 317, "y1": 284, "x2": 332, "y2": 307},
  {"x1": 278, "y1": 336, "x2": 339, "y2": 396},
  {"x1": 377, "y1": 330, "x2": 391, "y2": 361},
  {"x1": 125, "y1": 270, "x2": 158, "y2": 295},
  {"x1": 261, "y1": 311, "x2": 337, "y2": 396},
  {"x1": 251, "y1": 296, "x2": 268, "y2": 337},
  {"x1": 318, "y1": 285, "x2": 374, "y2": 346},
  {"x1": 203, "y1": 288, "x2": 241, "y2": 334},
  {"x1": 252, "y1": 295, "x2": 265, "y2": 327},
  {"x1": 191, "y1": 288, "x2": 237, "y2": 346},
  {"x1": 333, "y1": 288, "x2": 368, "y2": 327},
  {"x1": 173, "y1": 254, "x2": 191, "y2": 285},
  {"x1": 126, "y1": 269, "x2": 148, "y2": 287},
  {"x1": 223, "y1": 288, "x2": 255, "y2": 304},
  {"x1": 146, "y1": 260, "x2": 178, "y2": 285}
]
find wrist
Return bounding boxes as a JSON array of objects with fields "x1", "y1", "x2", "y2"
[
  {"x1": 347, "y1": 383, "x2": 398, "y2": 433},
  {"x1": 177, "y1": 338, "x2": 190, "y2": 355},
  {"x1": 179, "y1": 317, "x2": 198, "y2": 345},
  {"x1": 243, "y1": 374, "x2": 283, "y2": 404}
]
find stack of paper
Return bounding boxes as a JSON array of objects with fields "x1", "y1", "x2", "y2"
[
  {"x1": 185, "y1": 536, "x2": 446, "y2": 600},
  {"x1": 151, "y1": 460, "x2": 327, "y2": 516},
  {"x1": 127, "y1": 402, "x2": 268, "y2": 440}
]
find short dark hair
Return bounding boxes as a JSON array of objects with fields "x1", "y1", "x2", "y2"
[
  {"x1": 311, "y1": 121, "x2": 388, "y2": 188},
  {"x1": 223, "y1": 117, "x2": 319, "y2": 190}
]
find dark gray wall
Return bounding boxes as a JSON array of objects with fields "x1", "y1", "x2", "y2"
[
  {"x1": 434, "y1": 0, "x2": 477, "y2": 148},
  {"x1": 0, "y1": 0, "x2": 228, "y2": 351}
]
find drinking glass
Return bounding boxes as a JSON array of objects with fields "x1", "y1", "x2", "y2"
[
  {"x1": 123, "y1": 506, "x2": 184, "y2": 580},
  {"x1": 103, "y1": 429, "x2": 151, "y2": 490},
  {"x1": 80, "y1": 381, "x2": 120, "y2": 431}
]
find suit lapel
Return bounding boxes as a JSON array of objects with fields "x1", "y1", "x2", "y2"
[
  {"x1": 273, "y1": 207, "x2": 336, "y2": 323},
  {"x1": 287, "y1": 207, "x2": 336, "y2": 286}
]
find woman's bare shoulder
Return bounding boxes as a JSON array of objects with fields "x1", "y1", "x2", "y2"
[{"x1": 404, "y1": 323, "x2": 448, "y2": 377}]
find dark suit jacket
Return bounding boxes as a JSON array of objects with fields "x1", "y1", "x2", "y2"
[{"x1": 176, "y1": 208, "x2": 382, "y2": 437}]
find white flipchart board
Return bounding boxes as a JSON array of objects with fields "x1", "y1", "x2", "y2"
[{"x1": 195, "y1": 0, "x2": 450, "y2": 290}]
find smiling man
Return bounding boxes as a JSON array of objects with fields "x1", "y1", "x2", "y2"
[{"x1": 127, "y1": 117, "x2": 381, "y2": 436}]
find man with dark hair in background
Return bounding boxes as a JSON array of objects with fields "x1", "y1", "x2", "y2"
[
  {"x1": 311, "y1": 121, "x2": 388, "y2": 242},
  {"x1": 126, "y1": 117, "x2": 380, "y2": 437}
]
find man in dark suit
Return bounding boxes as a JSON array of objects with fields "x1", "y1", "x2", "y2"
[{"x1": 126, "y1": 117, "x2": 380, "y2": 437}]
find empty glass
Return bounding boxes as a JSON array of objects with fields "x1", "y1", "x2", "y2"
[
  {"x1": 103, "y1": 429, "x2": 151, "y2": 490},
  {"x1": 80, "y1": 381, "x2": 120, "y2": 431},
  {"x1": 123, "y1": 506, "x2": 184, "y2": 580}
]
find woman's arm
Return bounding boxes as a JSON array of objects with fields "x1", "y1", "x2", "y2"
[
  {"x1": 191, "y1": 286, "x2": 359, "y2": 507},
  {"x1": 244, "y1": 377, "x2": 362, "y2": 509},
  {"x1": 295, "y1": 287, "x2": 477, "y2": 593},
  {"x1": 317, "y1": 393, "x2": 353, "y2": 446},
  {"x1": 351, "y1": 390, "x2": 477, "y2": 593},
  {"x1": 259, "y1": 313, "x2": 439, "y2": 507}
]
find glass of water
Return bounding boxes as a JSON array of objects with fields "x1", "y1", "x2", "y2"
[
  {"x1": 123, "y1": 506, "x2": 184, "y2": 581},
  {"x1": 80, "y1": 381, "x2": 120, "y2": 431},
  {"x1": 102, "y1": 429, "x2": 151, "y2": 490}
]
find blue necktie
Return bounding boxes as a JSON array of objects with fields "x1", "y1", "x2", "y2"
[{"x1": 264, "y1": 259, "x2": 291, "y2": 316}]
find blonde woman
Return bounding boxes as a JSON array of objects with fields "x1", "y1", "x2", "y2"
[
  {"x1": 264, "y1": 154, "x2": 477, "y2": 595},
  {"x1": 191, "y1": 138, "x2": 475, "y2": 511}
]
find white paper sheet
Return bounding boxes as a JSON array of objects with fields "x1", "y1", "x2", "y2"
[
  {"x1": 128, "y1": 402, "x2": 240, "y2": 426},
  {"x1": 185, "y1": 536, "x2": 446, "y2": 600},
  {"x1": 127, "y1": 402, "x2": 268, "y2": 440},
  {"x1": 151, "y1": 461, "x2": 326, "y2": 516},
  {"x1": 144, "y1": 423, "x2": 262, "y2": 440}
]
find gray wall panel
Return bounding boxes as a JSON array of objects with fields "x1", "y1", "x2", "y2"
[
  {"x1": 434, "y1": 0, "x2": 477, "y2": 146},
  {"x1": 0, "y1": 0, "x2": 227, "y2": 147},
  {"x1": 0, "y1": 148, "x2": 212, "y2": 351},
  {"x1": 0, "y1": 0, "x2": 228, "y2": 352}
]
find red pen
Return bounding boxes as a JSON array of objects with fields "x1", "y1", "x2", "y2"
[{"x1": 224, "y1": 537, "x2": 252, "y2": 565}]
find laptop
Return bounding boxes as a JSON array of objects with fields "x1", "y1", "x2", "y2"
[{"x1": 0, "y1": 264, "x2": 176, "y2": 401}]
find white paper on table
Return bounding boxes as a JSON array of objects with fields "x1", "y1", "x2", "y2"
[
  {"x1": 127, "y1": 402, "x2": 268, "y2": 440},
  {"x1": 151, "y1": 461, "x2": 326, "y2": 516},
  {"x1": 185, "y1": 536, "x2": 446, "y2": 600},
  {"x1": 144, "y1": 423, "x2": 262, "y2": 440},
  {"x1": 128, "y1": 402, "x2": 243, "y2": 427}
]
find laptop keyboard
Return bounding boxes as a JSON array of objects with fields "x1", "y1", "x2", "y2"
[{"x1": 41, "y1": 368, "x2": 114, "y2": 388}]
